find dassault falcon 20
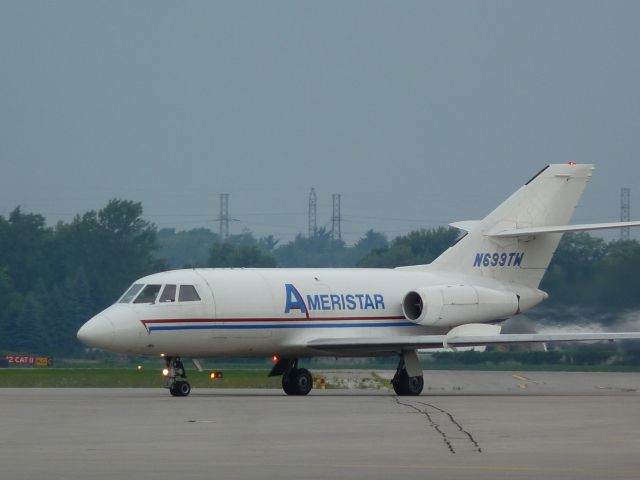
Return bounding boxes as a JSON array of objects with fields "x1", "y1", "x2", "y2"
[{"x1": 77, "y1": 163, "x2": 640, "y2": 397}]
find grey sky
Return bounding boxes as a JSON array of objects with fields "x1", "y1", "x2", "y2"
[{"x1": 1, "y1": 1, "x2": 639, "y2": 243}]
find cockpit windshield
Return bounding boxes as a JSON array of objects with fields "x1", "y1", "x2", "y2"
[
  {"x1": 159, "y1": 284, "x2": 176, "y2": 303},
  {"x1": 133, "y1": 284, "x2": 162, "y2": 304},
  {"x1": 178, "y1": 285, "x2": 201, "y2": 302},
  {"x1": 118, "y1": 283, "x2": 202, "y2": 304},
  {"x1": 119, "y1": 284, "x2": 144, "y2": 303}
]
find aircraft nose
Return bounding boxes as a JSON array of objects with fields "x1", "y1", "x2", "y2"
[{"x1": 77, "y1": 313, "x2": 116, "y2": 350}]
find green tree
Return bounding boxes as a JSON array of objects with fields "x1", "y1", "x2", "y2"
[
  {"x1": 0, "y1": 268, "x2": 17, "y2": 351},
  {"x1": 0, "y1": 207, "x2": 54, "y2": 292},
  {"x1": 54, "y1": 199, "x2": 165, "y2": 309},
  {"x1": 274, "y1": 229, "x2": 354, "y2": 267},
  {"x1": 157, "y1": 228, "x2": 218, "y2": 268},
  {"x1": 208, "y1": 243, "x2": 277, "y2": 267},
  {"x1": 47, "y1": 267, "x2": 94, "y2": 356},
  {"x1": 593, "y1": 240, "x2": 640, "y2": 308},
  {"x1": 354, "y1": 229, "x2": 388, "y2": 255},
  {"x1": 358, "y1": 227, "x2": 458, "y2": 267},
  {"x1": 7, "y1": 292, "x2": 50, "y2": 354}
]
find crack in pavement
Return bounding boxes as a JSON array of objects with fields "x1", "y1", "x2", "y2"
[
  {"x1": 394, "y1": 397, "x2": 482, "y2": 454},
  {"x1": 416, "y1": 400, "x2": 482, "y2": 453}
]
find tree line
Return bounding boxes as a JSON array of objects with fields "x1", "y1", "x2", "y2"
[{"x1": 0, "y1": 200, "x2": 639, "y2": 357}]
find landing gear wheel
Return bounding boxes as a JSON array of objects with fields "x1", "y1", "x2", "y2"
[
  {"x1": 165, "y1": 356, "x2": 191, "y2": 397},
  {"x1": 176, "y1": 380, "x2": 191, "y2": 397},
  {"x1": 392, "y1": 369, "x2": 424, "y2": 396},
  {"x1": 292, "y1": 368, "x2": 313, "y2": 396},
  {"x1": 170, "y1": 380, "x2": 191, "y2": 397},
  {"x1": 392, "y1": 378, "x2": 406, "y2": 395},
  {"x1": 282, "y1": 368, "x2": 313, "y2": 396},
  {"x1": 282, "y1": 376, "x2": 295, "y2": 395}
]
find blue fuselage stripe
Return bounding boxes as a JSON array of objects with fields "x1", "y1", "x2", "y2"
[{"x1": 148, "y1": 322, "x2": 415, "y2": 332}]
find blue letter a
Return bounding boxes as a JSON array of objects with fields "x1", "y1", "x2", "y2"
[{"x1": 284, "y1": 284, "x2": 307, "y2": 314}]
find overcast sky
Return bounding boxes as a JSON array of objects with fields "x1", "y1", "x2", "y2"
[{"x1": 1, "y1": 1, "x2": 639, "y2": 243}]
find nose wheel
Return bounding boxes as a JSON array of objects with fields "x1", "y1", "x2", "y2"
[
  {"x1": 169, "y1": 380, "x2": 191, "y2": 397},
  {"x1": 164, "y1": 357, "x2": 191, "y2": 397}
]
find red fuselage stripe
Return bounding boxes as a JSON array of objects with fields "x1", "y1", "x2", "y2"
[{"x1": 141, "y1": 316, "x2": 405, "y2": 325}]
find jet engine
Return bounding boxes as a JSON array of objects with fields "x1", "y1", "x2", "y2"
[{"x1": 401, "y1": 285, "x2": 519, "y2": 327}]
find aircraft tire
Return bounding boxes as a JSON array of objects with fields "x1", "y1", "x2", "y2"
[
  {"x1": 282, "y1": 375, "x2": 296, "y2": 395},
  {"x1": 169, "y1": 383, "x2": 179, "y2": 396},
  {"x1": 171, "y1": 380, "x2": 191, "y2": 397},
  {"x1": 282, "y1": 368, "x2": 312, "y2": 396},
  {"x1": 292, "y1": 368, "x2": 313, "y2": 396},
  {"x1": 392, "y1": 379, "x2": 407, "y2": 396},
  {"x1": 393, "y1": 370, "x2": 423, "y2": 396}
]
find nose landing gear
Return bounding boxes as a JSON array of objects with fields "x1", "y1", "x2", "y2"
[{"x1": 164, "y1": 356, "x2": 191, "y2": 397}]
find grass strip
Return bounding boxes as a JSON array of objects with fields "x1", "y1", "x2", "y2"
[{"x1": 0, "y1": 368, "x2": 281, "y2": 388}]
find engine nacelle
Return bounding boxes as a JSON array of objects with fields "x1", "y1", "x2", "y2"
[{"x1": 401, "y1": 285, "x2": 519, "y2": 327}]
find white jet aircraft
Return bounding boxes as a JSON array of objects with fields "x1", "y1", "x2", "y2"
[{"x1": 77, "y1": 163, "x2": 640, "y2": 397}]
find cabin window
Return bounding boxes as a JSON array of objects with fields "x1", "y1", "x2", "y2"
[
  {"x1": 159, "y1": 284, "x2": 177, "y2": 303},
  {"x1": 133, "y1": 284, "x2": 162, "y2": 304},
  {"x1": 178, "y1": 285, "x2": 201, "y2": 302},
  {"x1": 119, "y1": 284, "x2": 143, "y2": 303}
]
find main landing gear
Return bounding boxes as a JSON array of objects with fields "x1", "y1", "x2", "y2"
[
  {"x1": 391, "y1": 350, "x2": 424, "y2": 396},
  {"x1": 164, "y1": 356, "x2": 191, "y2": 397},
  {"x1": 269, "y1": 358, "x2": 313, "y2": 396}
]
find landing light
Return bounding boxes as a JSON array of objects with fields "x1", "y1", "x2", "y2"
[
  {"x1": 162, "y1": 368, "x2": 169, "y2": 376},
  {"x1": 137, "y1": 365, "x2": 143, "y2": 371},
  {"x1": 272, "y1": 355, "x2": 279, "y2": 363},
  {"x1": 209, "y1": 371, "x2": 224, "y2": 381}
]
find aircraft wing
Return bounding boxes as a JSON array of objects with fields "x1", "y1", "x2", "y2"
[
  {"x1": 307, "y1": 332, "x2": 640, "y2": 355},
  {"x1": 307, "y1": 335, "x2": 446, "y2": 355}
]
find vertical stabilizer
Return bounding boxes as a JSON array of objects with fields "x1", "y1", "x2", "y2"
[{"x1": 430, "y1": 164, "x2": 594, "y2": 288}]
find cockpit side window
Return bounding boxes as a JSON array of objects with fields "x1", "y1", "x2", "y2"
[
  {"x1": 159, "y1": 284, "x2": 177, "y2": 303},
  {"x1": 119, "y1": 284, "x2": 144, "y2": 303},
  {"x1": 178, "y1": 285, "x2": 201, "y2": 302},
  {"x1": 133, "y1": 284, "x2": 162, "y2": 304}
]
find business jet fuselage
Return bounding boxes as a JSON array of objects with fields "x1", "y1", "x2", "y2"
[{"x1": 77, "y1": 164, "x2": 640, "y2": 397}]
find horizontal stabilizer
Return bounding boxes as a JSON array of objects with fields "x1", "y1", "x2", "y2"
[
  {"x1": 307, "y1": 331, "x2": 640, "y2": 355},
  {"x1": 490, "y1": 221, "x2": 640, "y2": 238},
  {"x1": 449, "y1": 220, "x2": 480, "y2": 232}
]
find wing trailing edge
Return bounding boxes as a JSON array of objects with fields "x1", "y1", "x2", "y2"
[{"x1": 307, "y1": 332, "x2": 640, "y2": 355}]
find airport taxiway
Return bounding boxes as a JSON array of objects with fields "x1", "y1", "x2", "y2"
[{"x1": 1, "y1": 371, "x2": 639, "y2": 480}]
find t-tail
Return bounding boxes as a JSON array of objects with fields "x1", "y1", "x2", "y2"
[{"x1": 430, "y1": 163, "x2": 640, "y2": 289}]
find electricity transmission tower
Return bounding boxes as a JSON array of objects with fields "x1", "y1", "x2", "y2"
[
  {"x1": 621, "y1": 187, "x2": 630, "y2": 241},
  {"x1": 308, "y1": 188, "x2": 317, "y2": 238},
  {"x1": 331, "y1": 193, "x2": 341, "y2": 241},
  {"x1": 217, "y1": 193, "x2": 230, "y2": 242}
]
